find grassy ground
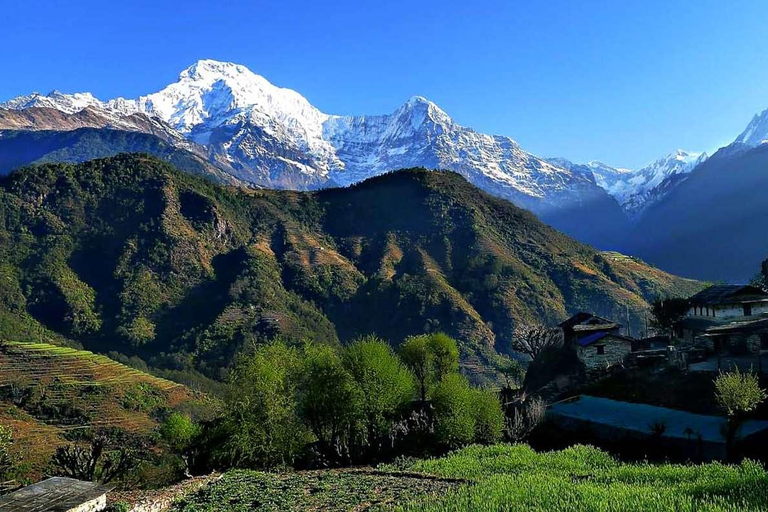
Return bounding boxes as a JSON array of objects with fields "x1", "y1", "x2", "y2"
[
  {"x1": 171, "y1": 444, "x2": 768, "y2": 511},
  {"x1": 388, "y1": 444, "x2": 768, "y2": 511},
  {"x1": 170, "y1": 468, "x2": 460, "y2": 511}
]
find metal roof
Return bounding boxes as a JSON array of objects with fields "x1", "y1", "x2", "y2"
[{"x1": 0, "y1": 477, "x2": 111, "y2": 512}]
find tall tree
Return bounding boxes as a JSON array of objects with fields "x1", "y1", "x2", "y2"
[{"x1": 342, "y1": 336, "x2": 415, "y2": 455}]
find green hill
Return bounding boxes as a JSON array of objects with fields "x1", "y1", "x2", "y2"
[{"x1": 0, "y1": 154, "x2": 702, "y2": 379}]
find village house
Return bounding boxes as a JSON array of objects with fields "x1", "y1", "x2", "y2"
[
  {"x1": 559, "y1": 312, "x2": 634, "y2": 374},
  {"x1": 677, "y1": 285, "x2": 768, "y2": 367},
  {"x1": 0, "y1": 477, "x2": 111, "y2": 512}
]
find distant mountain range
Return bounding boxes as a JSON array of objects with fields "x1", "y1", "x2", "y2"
[{"x1": 2, "y1": 59, "x2": 768, "y2": 281}]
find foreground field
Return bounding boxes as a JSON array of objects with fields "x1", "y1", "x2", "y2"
[{"x1": 172, "y1": 444, "x2": 768, "y2": 511}]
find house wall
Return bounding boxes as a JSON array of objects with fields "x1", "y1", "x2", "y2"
[
  {"x1": 66, "y1": 494, "x2": 106, "y2": 512},
  {"x1": 687, "y1": 302, "x2": 768, "y2": 319},
  {"x1": 578, "y1": 337, "x2": 631, "y2": 372}
]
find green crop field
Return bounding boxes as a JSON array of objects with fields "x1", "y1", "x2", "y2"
[{"x1": 172, "y1": 444, "x2": 768, "y2": 511}]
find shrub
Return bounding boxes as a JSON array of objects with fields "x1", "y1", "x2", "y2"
[
  {"x1": 505, "y1": 395, "x2": 546, "y2": 443},
  {"x1": 714, "y1": 367, "x2": 767, "y2": 417},
  {"x1": 222, "y1": 341, "x2": 310, "y2": 469},
  {"x1": 342, "y1": 336, "x2": 415, "y2": 454}
]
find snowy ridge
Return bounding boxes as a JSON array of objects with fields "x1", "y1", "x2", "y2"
[{"x1": 734, "y1": 108, "x2": 768, "y2": 147}]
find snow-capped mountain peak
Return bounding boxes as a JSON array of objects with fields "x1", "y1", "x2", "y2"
[
  {"x1": 2, "y1": 90, "x2": 104, "y2": 114},
  {"x1": 734, "y1": 108, "x2": 768, "y2": 147}
]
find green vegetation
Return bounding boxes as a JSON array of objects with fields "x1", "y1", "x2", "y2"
[
  {"x1": 715, "y1": 368, "x2": 767, "y2": 417},
  {"x1": 170, "y1": 444, "x2": 768, "y2": 511},
  {"x1": 0, "y1": 154, "x2": 702, "y2": 383},
  {"x1": 213, "y1": 335, "x2": 503, "y2": 469},
  {"x1": 391, "y1": 444, "x2": 768, "y2": 511},
  {"x1": 171, "y1": 469, "x2": 459, "y2": 512}
]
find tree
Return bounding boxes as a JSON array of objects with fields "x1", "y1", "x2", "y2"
[
  {"x1": 223, "y1": 341, "x2": 310, "y2": 469},
  {"x1": 431, "y1": 374, "x2": 476, "y2": 448},
  {"x1": 400, "y1": 335, "x2": 432, "y2": 402},
  {"x1": 428, "y1": 333, "x2": 459, "y2": 380},
  {"x1": 472, "y1": 388, "x2": 505, "y2": 444},
  {"x1": 650, "y1": 297, "x2": 690, "y2": 338},
  {"x1": 512, "y1": 323, "x2": 563, "y2": 360},
  {"x1": 49, "y1": 428, "x2": 146, "y2": 483},
  {"x1": 400, "y1": 333, "x2": 460, "y2": 401},
  {"x1": 342, "y1": 336, "x2": 415, "y2": 456},
  {"x1": 714, "y1": 367, "x2": 767, "y2": 459},
  {"x1": 159, "y1": 412, "x2": 200, "y2": 476},
  {"x1": 298, "y1": 344, "x2": 362, "y2": 462}
]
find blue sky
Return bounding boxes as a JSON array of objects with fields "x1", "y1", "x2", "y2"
[{"x1": 2, "y1": 0, "x2": 768, "y2": 169}]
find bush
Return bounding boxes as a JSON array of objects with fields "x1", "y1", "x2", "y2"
[
  {"x1": 222, "y1": 341, "x2": 310, "y2": 468},
  {"x1": 714, "y1": 367, "x2": 767, "y2": 417},
  {"x1": 342, "y1": 336, "x2": 415, "y2": 454}
]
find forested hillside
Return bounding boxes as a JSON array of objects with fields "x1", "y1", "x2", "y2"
[{"x1": 0, "y1": 154, "x2": 701, "y2": 380}]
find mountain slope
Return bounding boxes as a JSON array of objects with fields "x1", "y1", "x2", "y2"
[
  {"x1": 0, "y1": 154, "x2": 701, "y2": 380},
  {"x1": 0, "y1": 127, "x2": 244, "y2": 185},
  {"x1": 629, "y1": 143, "x2": 768, "y2": 281}
]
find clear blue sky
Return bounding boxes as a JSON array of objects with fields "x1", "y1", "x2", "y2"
[{"x1": 3, "y1": 0, "x2": 768, "y2": 169}]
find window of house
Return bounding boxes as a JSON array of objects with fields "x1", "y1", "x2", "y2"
[
  {"x1": 761, "y1": 334, "x2": 768, "y2": 351},
  {"x1": 596, "y1": 345, "x2": 605, "y2": 355},
  {"x1": 744, "y1": 304, "x2": 753, "y2": 316}
]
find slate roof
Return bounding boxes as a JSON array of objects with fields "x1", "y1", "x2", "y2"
[
  {"x1": 572, "y1": 323, "x2": 620, "y2": 333},
  {"x1": 0, "y1": 477, "x2": 111, "y2": 512},
  {"x1": 705, "y1": 316, "x2": 768, "y2": 334},
  {"x1": 689, "y1": 285, "x2": 768, "y2": 306}
]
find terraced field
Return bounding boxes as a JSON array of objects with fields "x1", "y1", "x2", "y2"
[{"x1": 0, "y1": 341, "x2": 203, "y2": 480}]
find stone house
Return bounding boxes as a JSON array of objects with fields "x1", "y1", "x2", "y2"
[
  {"x1": 559, "y1": 313, "x2": 634, "y2": 374},
  {"x1": 678, "y1": 285, "x2": 768, "y2": 361},
  {"x1": 0, "y1": 477, "x2": 111, "y2": 512}
]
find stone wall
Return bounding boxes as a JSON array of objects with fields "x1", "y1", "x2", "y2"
[{"x1": 577, "y1": 337, "x2": 631, "y2": 372}]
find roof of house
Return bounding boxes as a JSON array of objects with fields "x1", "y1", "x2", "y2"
[
  {"x1": 549, "y1": 395, "x2": 768, "y2": 443},
  {"x1": 0, "y1": 477, "x2": 111, "y2": 512},
  {"x1": 559, "y1": 312, "x2": 619, "y2": 330},
  {"x1": 572, "y1": 322, "x2": 620, "y2": 333},
  {"x1": 705, "y1": 315, "x2": 768, "y2": 334},
  {"x1": 577, "y1": 331, "x2": 634, "y2": 347},
  {"x1": 689, "y1": 285, "x2": 768, "y2": 306}
]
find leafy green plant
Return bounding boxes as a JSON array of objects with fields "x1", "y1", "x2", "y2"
[
  {"x1": 222, "y1": 341, "x2": 310, "y2": 469},
  {"x1": 342, "y1": 336, "x2": 415, "y2": 455}
]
